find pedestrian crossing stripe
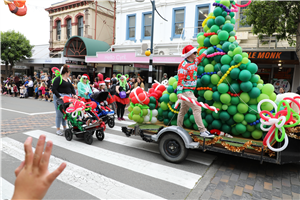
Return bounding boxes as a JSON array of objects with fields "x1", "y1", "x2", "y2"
[
  {"x1": 22, "y1": 130, "x2": 202, "y2": 189},
  {"x1": 1, "y1": 137, "x2": 165, "y2": 199},
  {"x1": 1, "y1": 177, "x2": 15, "y2": 200}
]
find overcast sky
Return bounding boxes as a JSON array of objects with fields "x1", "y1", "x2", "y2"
[{"x1": 0, "y1": 0, "x2": 60, "y2": 46}]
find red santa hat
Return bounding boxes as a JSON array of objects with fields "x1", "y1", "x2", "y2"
[
  {"x1": 181, "y1": 45, "x2": 197, "y2": 58},
  {"x1": 82, "y1": 74, "x2": 90, "y2": 81},
  {"x1": 99, "y1": 81, "x2": 105, "y2": 86},
  {"x1": 105, "y1": 78, "x2": 110, "y2": 83}
]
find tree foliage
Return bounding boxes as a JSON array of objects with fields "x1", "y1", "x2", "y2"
[
  {"x1": 1, "y1": 30, "x2": 33, "y2": 75},
  {"x1": 241, "y1": 1, "x2": 300, "y2": 48}
]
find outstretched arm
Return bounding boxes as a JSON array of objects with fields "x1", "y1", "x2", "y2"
[{"x1": 12, "y1": 135, "x2": 66, "y2": 200}]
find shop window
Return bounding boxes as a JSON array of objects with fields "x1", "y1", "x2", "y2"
[
  {"x1": 67, "y1": 19, "x2": 72, "y2": 39},
  {"x1": 113, "y1": 65, "x2": 123, "y2": 75},
  {"x1": 78, "y1": 17, "x2": 84, "y2": 37},
  {"x1": 141, "y1": 12, "x2": 152, "y2": 41},
  {"x1": 57, "y1": 20, "x2": 61, "y2": 41},
  {"x1": 272, "y1": 67, "x2": 294, "y2": 93},
  {"x1": 126, "y1": 14, "x2": 136, "y2": 41},
  {"x1": 171, "y1": 7, "x2": 185, "y2": 41},
  {"x1": 239, "y1": 1, "x2": 251, "y2": 28},
  {"x1": 194, "y1": 4, "x2": 209, "y2": 37}
]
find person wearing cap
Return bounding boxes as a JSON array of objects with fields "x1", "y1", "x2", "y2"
[
  {"x1": 77, "y1": 74, "x2": 92, "y2": 102},
  {"x1": 115, "y1": 75, "x2": 130, "y2": 120},
  {"x1": 176, "y1": 45, "x2": 214, "y2": 138},
  {"x1": 162, "y1": 73, "x2": 168, "y2": 81}
]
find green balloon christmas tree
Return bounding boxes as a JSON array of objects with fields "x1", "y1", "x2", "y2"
[{"x1": 155, "y1": 0, "x2": 277, "y2": 140}]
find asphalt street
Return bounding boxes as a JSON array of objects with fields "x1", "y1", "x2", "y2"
[{"x1": 1, "y1": 95, "x2": 300, "y2": 200}]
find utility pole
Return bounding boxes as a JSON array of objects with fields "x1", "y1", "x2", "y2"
[{"x1": 148, "y1": 0, "x2": 155, "y2": 90}]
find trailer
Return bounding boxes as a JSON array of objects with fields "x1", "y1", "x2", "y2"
[{"x1": 121, "y1": 122, "x2": 300, "y2": 164}]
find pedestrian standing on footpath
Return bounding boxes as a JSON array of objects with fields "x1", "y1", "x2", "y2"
[{"x1": 52, "y1": 65, "x2": 77, "y2": 136}]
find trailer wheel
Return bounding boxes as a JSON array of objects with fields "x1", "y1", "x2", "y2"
[
  {"x1": 108, "y1": 118, "x2": 115, "y2": 128},
  {"x1": 95, "y1": 129, "x2": 105, "y2": 141},
  {"x1": 84, "y1": 131, "x2": 93, "y2": 145},
  {"x1": 65, "y1": 129, "x2": 73, "y2": 141},
  {"x1": 159, "y1": 133, "x2": 188, "y2": 163}
]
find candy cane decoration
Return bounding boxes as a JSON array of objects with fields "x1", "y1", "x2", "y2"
[
  {"x1": 206, "y1": 52, "x2": 226, "y2": 58},
  {"x1": 174, "y1": 96, "x2": 220, "y2": 113}
]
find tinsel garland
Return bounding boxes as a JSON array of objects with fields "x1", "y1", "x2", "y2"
[{"x1": 188, "y1": 132, "x2": 275, "y2": 157}]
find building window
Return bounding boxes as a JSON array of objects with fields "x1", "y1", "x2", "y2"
[
  {"x1": 57, "y1": 20, "x2": 61, "y2": 41},
  {"x1": 67, "y1": 18, "x2": 72, "y2": 39},
  {"x1": 78, "y1": 16, "x2": 83, "y2": 37},
  {"x1": 141, "y1": 12, "x2": 152, "y2": 41},
  {"x1": 126, "y1": 14, "x2": 136, "y2": 41},
  {"x1": 194, "y1": 4, "x2": 209, "y2": 37},
  {"x1": 171, "y1": 7, "x2": 185, "y2": 41},
  {"x1": 239, "y1": 1, "x2": 251, "y2": 28}
]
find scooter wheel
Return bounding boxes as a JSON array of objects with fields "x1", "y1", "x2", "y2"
[
  {"x1": 65, "y1": 129, "x2": 73, "y2": 141},
  {"x1": 108, "y1": 118, "x2": 115, "y2": 128},
  {"x1": 95, "y1": 129, "x2": 105, "y2": 141}
]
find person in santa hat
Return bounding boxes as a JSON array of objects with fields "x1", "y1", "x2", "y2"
[
  {"x1": 77, "y1": 74, "x2": 92, "y2": 102},
  {"x1": 176, "y1": 45, "x2": 214, "y2": 138},
  {"x1": 99, "y1": 81, "x2": 106, "y2": 92}
]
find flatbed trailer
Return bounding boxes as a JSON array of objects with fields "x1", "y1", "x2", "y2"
[{"x1": 121, "y1": 122, "x2": 300, "y2": 164}]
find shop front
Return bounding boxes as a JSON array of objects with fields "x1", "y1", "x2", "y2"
[
  {"x1": 245, "y1": 50, "x2": 299, "y2": 93},
  {"x1": 85, "y1": 51, "x2": 183, "y2": 89}
]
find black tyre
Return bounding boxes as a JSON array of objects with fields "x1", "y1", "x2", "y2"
[
  {"x1": 75, "y1": 133, "x2": 84, "y2": 138},
  {"x1": 158, "y1": 133, "x2": 188, "y2": 163},
  {"x1": 108, "y1": 118, "x2": 115, "y2": 128},
  {"x1": 95, "y1": 129, "x2": 105, "y2": 141},
  {"x1": 65, "y1": 129, "x2": 73, "y2": 141},
  {"x1": 84, "y1": 131, "x2": 93, "y2": 145}
]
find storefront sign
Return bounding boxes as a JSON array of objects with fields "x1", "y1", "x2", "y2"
[
  {"x1": 246, "y1": 51, "x2": 298, "y2": 60},
  {"x1": 13, "y1": 66, "x2": 29, "y2": 69},
  {"x1": 134, "y1": 63, "x2": 149, "y2": 69},
  {"x1": 66, "y1": 60, "x2": 86, "y2": 65}
]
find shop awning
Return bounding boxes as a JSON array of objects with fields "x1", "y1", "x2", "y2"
[{"x1": 63, "y1": 36, "x2": 110, "y2": 58}]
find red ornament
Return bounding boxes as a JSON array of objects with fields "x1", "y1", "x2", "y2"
[
  {"x1": 143, "y1": 98, "x2": 150, "y2": 105},
  {"x1": 152, "y1": 83, "x2": 159, "y2": 90},
  {"x1": 136, "y1": 87, "x2": 143, "y2": 95},
  {"x1": 131, "y1": 97, "x2": 138, "y2": 104}
]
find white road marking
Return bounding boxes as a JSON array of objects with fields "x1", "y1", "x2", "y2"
[
  {"x1": 1, "y1": 137, "x2": 165, "y2": 199},
  {"x1": 0, "y1": 108, "x2": 55, "y2": 115},
  {"x1": 24, "y1": 130, "x2": 202, "y2": 189},
  {"x1": 1, "y1": 177, "x2": 15, "y2": 200}
]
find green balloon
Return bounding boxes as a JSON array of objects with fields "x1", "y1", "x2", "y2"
[
  {"x1": 249, "y1": 87, "x2": 261, "y2": 98},
  {"x1": 237, "y1": 103, "x2": 248, "y2": 114},
  {"x1": 204, "y1": 37, "x2": 211, "y2": 47},
  {"x1": 184, "y1": 119, "x2": 192, "y2": 128},
  {"x1": 133, "y1": 106, "x2": 141, "y2": 115},
  {"x1": 222, "y1": 42, "x2": 231, "y2": 52},
  {"x1": 173, "y1": 81, "x2": 177, "y2": 90},
  {"x1": 257, "y1": 83, "x2": 263, "y2": 90},
  {"x1": 226, "y1": 118, "x2": 235, "y2": 125},
  {"x1": 213, "y1": 102, "x2": 223, "y2": 110},
  {"x1": 189, "y1": 115, "x2": 195, "y2": 124},
  {"x1": 169, "y1": 93, "x2": 178, "y2": 102},
  {"x1": 242, "y1": 131, "x2": 251, "y2": 138},
  {"x1": 247, "y1": 63, "x2": 258, "y2": 74},
  {"x1": 220, "y1": 0, "x2": 230, "y2": 7},
  {"x1": 245, "y1": 114, "x2": 256, "y2": 123},
  {"x1": 160, "y1": 102, "x2": 168, "y2": 110},
  {"x1": 212, "y1": 91, "x2": 221, "y2": 102},
  {"x1": 222, "y1": 23, "x2": 234, "y2": 32},
  {"x1": 233, "y1": 54, "x2": 242, "y2": 63},
  {"x1": 240, "y1": 92, "x2": 250, "y2": 103},
  {"x1": 128, "y1": 113, "x2": 133, "y2": 120},
  {"x1": 220, "y1": 93, "x2": 231, "y2": 104},
  {"x1": 270, "y1": 92, "x2": 277, "y2": 101},
  {"x1": 150, "y1": 96, "x2": 156, "y2": 104},
  {"x1": 138, "y1": 117, "x2": 144, "y2": 124},
  {"x1": 210, "y1": 35, "x2": 220, "y2": 45},
  {"x1": 221, "y1": 64, "x2": 230, "y2": 74},
  {"x1": 171, "y1": 119, "x2": 177, "y2": 126},
  {"x1": 202, "y1": 119, "x2": 208, "y2": 128},
  {"x1": 221, "y1": 55, "x2": 232, "y2": 65},
  {"x1": 218, "y1": 30, "x2": 229, "y2": 41},
  {"x1": 257, "y1": 94, "x2": 269, "y2": 102},
  {"x1": 257, "y1": 79, "x2": 264, "y2": 84},
  {"x1": 249, "y1": 104, "x2": 258, "y2": 114},
  {"x1": 207, "y1": 47, "x2": 215, "y2": 54},
  {"x1": 236, "y1": 123, "x2": 246, "y2": 134},
  {"x1": 211, "y1": 74, "x2": 220, "y2": 85},
  {"x1": 239, "y1": 70, "x2": 252, "y2": 81},
  {"x1": 261, "y1": 102, "x2": 274, "y2": 111},
  {"x1": 229, "y1": 44, "x2": 236, "y2": 51},
  {"x1": 218, "y1": 83, "x2": 229, "y2": 94},
  {"x1": 128, "y1": 106, "x2": 133, "y2": 112},
  {"x1": 233, "y1": 47, "x2": 242, "y2": 55},
  {"x1": 169, "y1": 77, "x2": 176, "y2": 86},
  {"x1": 161, "y1": 94, "x2": 170, "y2": 103},
  {"x1": 168, "y1": 111, "x2": 174, "y2": 119},
  {"x1": 132, "y1": 114, "x2": 141, "y2": 122},
  {"x1": 207, "y1": 18, "x2": 215, "y2": 28},
  {"x1": 163, "y1": 110, "x2": 169, "y2": 118},
  {"x1": 212, "y1": 120, "x2": 222, "y2": 129},
  {"x1": 197, "y1": 66, "x2": 205, "y2": 75},
  {"x1": 220, "y1": 111, "x2": 230, "y2": 121},
  {"x1": 204, "y1": 90, "x2": 214, "y2": 100},
  {"x1": 142, "y1": 109, "x2": 148, "y2": 116},
  {"x1": 205, "y1": 114, "x2": 214, "y2": 124},
  {"x1": 205, "y1": 64, "x2": 214, "y2": 72},
  {"x1": 247, "y1": 124, "x2": 255, "y2": 132},
  {"x1": 201, "y1": 75, "x2": 211, "y2": 85},
  {"x1": 158, "y1": 107, "x2": 163, "y2": 116},
  {"x1": 231, "y1": 96, "x2": 240, "y2": 105},
  {"x1": 228, "y1": 105, "x2": 237, "y2": 115},
  {"x1": 167, "y1": 85, "x2": 174, "y2": 93},
  {"x1": 213, "y1": 7, "x2": 223, "y2": 16},
  {"x1": 197, "y1": 35, "x2": 206, "y2": 46},
  {"x1": 222, "y1": 105, "x2": 228, "y2": 110},
  {"x1": 222, "y1": 124, "x2": 231, "y2": 133},
  {"x1": 164, "y1": 118, "x2": 170, "y2": 125},
  {"x1": 230, "y1": 68, "x2": 240, "y2": 80},
  {"x1": 233, "y1": 113, "x2": 244, "y2": 123},
  {"x1": 230, "y1": 18, "x2": 236, "y2": 24},
  {"x1": 262, "y1": 84, "x2": 274, "y2": 96},
  {"x1": 240, "y1": 81, "x2": 253, "y2": 92},
  {"x1": 210, "y1": 25, "x2": 220, "y2": 33},
  {"x1": 231, "y1": 127, "x2": 239, "y2": 135},
  {"x1": 230, "y1": 83, "x2": 240, "y2": 93},
  {"x1": 242, "y1": 120, "x2": 248, "y2": 126},
  {"x1": 215, "y1": 16, "x2": 225, "y2": 26},
  {"x1": 248, "y1": 98, "x2": 258, "y2": 105},
  {"x1": 149, "y1": 103, "x2": 156, "y2": 110},
  {"x1": 252, "y1": 129, "x2": 263, "y2": 140}
]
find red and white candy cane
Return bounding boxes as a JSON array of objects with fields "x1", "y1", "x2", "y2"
[{"x1": 174, "y1": 96, "x2": 220, "y2": 113}]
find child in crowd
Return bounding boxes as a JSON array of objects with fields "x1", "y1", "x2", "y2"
[
  {"x1": 45, "y1": 85, "x2": 50, "y2": 101},
  {"x1": 20, "y1": 86, "x2": 25, "y2": 98},
  {"x1": 39, "y1": 82, "x2": 46, "y2": 101},
  {"x1": 13, "y1": 84, "x2": 18, "y2": 97}
]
